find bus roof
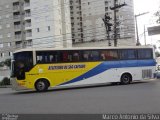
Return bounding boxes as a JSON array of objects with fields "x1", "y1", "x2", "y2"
[{"x1": 13, "y1": 46, "x2": 154, "y2": 53}]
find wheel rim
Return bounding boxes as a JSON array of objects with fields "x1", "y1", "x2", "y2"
[
  {"x1": 37, "y1": 81, "x2": 45, "y2": 91},
  {"x1": 122, "y1": 75, "x2": 130, "y2": 83}
]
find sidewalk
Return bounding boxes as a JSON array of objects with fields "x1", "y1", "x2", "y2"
[{"x1": 0, "y1": 85, "x2": 11, "y2": 88}]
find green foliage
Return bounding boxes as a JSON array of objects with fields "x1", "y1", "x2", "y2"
[
  {"x1": 0, "y1": 62, "x2": 4, "y2": 67},
  {"x1": 4, "y1": 59, "x2": 11, "y2": 68},
  {"x1": 0, "y1": 58, "x2": 11, "y2": 68},
  {"x1": 156, "y1": 51, "x2": 160, "y2": 57},
  {"x1": 0, "y1": 77, "x2": 10, "y2": 86},
  {"x1": 154, "y1": 10, "x2": 160, "y2": 24}
]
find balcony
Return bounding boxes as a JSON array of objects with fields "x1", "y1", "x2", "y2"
[
  {"x1": 25, "y1": 9, "x2": 31, "y2": 19},
  {"x1": 15, "y1": 34, "x2": 21, "y2": 40},
  {"x1": 25, "y1": 13, "x2": 31, "y2": 18},
  {"x1": 13, "y1": 11, "x2": 21, "y2": 21},
  {"x1": 15, "y1": 31, "x2": 22, "y2": 40},
  {"x1": 24, "y1": 0, "x2": 30, "y2": 7},
  {"x1": 25, "y1": 23, "x2": 31, "y2": 28},
  {"x1": 25, "y1": 30, "x2": 32, "y2": 40},
  {"x1": 15, "y1": 41, "x2": 22, "y2": 49},
  {"x1": 14, "y1": 25, "x2": 21, "y2": 31},
  {"x1": 13, "y1": 6, "x2": 20, "y2": 11},
  {"x1": 25, "y1": 19, "x2": 31, "y2": 29},
  {"x1": 13, "y1": 15, "x2": 20, "y2": 19},
  {"x1": 13, "y1": 2, "x2": 20, "y2": 11}
]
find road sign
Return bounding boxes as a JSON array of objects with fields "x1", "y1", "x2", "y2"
[{"x1": 148, "y1": 25, "x2": 160, "y2": 36}]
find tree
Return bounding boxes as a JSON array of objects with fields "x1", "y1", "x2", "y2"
[
  {"x1": 4, "y1": 58, "x2": 11, "y2": 68},
  {"x1": 154, "y1": 10, "x2": 160, "y2": 24},
  {"x1": 0, "y1": 61, "x2": 4, "y2": 67},
  {"x1": 0, "y1": 77, "x2": 10, "y2": 86}
]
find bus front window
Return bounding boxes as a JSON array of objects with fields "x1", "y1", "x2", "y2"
[{"x1": 13, "y1": 51, "x2": 33, "y2": 80}]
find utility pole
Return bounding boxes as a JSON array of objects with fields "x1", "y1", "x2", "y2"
[
  {"x1": 110, "y1": 0, "x2": 127, "y2": 47},
  {"x1": 102, "y1": 14, "x2": 112, "y2": 46},
  {"x1": 144, "y1": 25, "x2": 147, "y2": 46},
  {"x1": 135, "y1": 12, "x2": 149, "y2": 46}
]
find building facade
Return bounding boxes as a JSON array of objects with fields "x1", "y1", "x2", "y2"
[
  {"x1": 31, "y1": 0, "x2": 72, "y2": 48},
  {"x1": 0, "y1": 0, "x2": 135, "y2": 61},
  {"x1": 70, "y1": 0, "x2": 136, "y2": 47},
  {"x1": 0, "y1": 0, "x2": 15, "y2": 61},
  {"x1": 0, "y1": 0, "x2": 72, "y2": 61}
]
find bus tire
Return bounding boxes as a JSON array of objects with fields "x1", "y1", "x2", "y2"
[
  {"x1": 35, "y1": 79, "x2": 49, "y2": 92},
  {"x1": 120, "y1": 73, "x2": 132, "y2": 85}
]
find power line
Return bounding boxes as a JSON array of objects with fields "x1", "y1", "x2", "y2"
[
  {"x1": 0, "y1": 17, "x2": 134, "y2": 41},
  {"x1": 0, "y1": 0, "x2": 134, "y2": 21},
  {"x1": 0, "y1": 27, "x2": 135, "y2": 50},
  {"x1": 110, "y1": 1, "x2": 127, "y2": 47}
]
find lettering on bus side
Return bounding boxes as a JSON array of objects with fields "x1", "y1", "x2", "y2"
[{"x1": 48, "y1": 64, "x2": 86, "y2": 70}]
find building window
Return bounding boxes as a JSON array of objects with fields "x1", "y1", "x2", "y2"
[
  {"x1": 27, "y1": 40, "x2": 32, "y2": 46},
  {"x1": 60, "y1": 29, "x2": 62, "y2": 34},
  {"x1": 6, "y1": 14, "x2": 10, "y2": 18},
  {"x1": 9, "y1": 52, "x2": 13, "y2": 56},
  {"x1": 47, "y1": 26, "x2": 51, "y2": 31},
  {"x1": 7, "y1": 42, "x2": 11, "y2": 47},
  {"x1": 0, "y1": 43, "x2": 3, "y2": 48},
  {"x1": 5, "y1": 5, "x2": 9, "y2": 8},
  {"x1": 7, "y1": 33, "x2": 11, "y2": 38},
  {"x1": 0, "y1": 53, "x2": 5, "y2": 58},
  {"x1": 6, "y1": 24, "x2": 10, "y2": 28},
  {"x1": 37, "y1": 28, "x2": 40, "y2": 32},
  {"x1": 0, "y1": 35, "x2": 3, "y2": 39}
]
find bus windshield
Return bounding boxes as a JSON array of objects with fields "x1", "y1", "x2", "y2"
[{"x1": 11, "y1": 51, "x2": 33, "y2": 80}]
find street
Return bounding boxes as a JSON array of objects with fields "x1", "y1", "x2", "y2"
[{"x1": 0, "y1": 80, "x2": 160, "y2": 114}]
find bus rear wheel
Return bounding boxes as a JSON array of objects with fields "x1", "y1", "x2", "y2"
[
  {"x1": 35, "y1": 79, "x2": 49, "y2": 92},
  {"x1": 120, "y1": 73, "x2": 132, "y2": 85}
]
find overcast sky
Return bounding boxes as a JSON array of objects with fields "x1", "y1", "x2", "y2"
[
  {"x1": 134, "y1": 0, "x2": 160, "y2": 14},
  {"x1": 133, "y1": 0, "x2": 160, "y2": 45}
]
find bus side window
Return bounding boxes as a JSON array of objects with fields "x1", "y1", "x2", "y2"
[
  {"x1": 83, "y1": 52, "x2": 89, "y2": 61},
  {"x1": 138, "y1": 49, "x2": 153, "y2": 59},
  {"x1": 101, "y1": 51, "x2": 107, "y2": 60},
  {"x1": 101, "y1": 53, "x2": 105, "y2": 60},
  {"x1": 49, "y1": 55, "x2": 54, "y2": 63},
  {"x1": 37, "y1": 56, "x2": 42, "y2": 63},
  {"x1": 91, "y1": 51, "x2": 100, "y2": 61},
  {"x1": 73, "y1": 51, "x2": 80, "y2": 61},
  {"x1": 120, "y1": 50, "x2": 136, "y2": 60},
  {"x1": 100, "y1": 50, "x2": 118, "y2": 60},
  {"x1": 63, "y1": 51, "x2": 69, "y2": 62}
]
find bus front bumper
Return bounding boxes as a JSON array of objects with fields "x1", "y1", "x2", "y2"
[{"x1": 10, "y1": 78, "x2": 30, "y2": 91}]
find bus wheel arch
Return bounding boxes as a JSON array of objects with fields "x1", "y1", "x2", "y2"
[
  {"x1": 120, "y1": 73, "x2": 132, "y2": 85},
  {"x1": 35, "y1": 78, "x2": 50, "y2": 92}
]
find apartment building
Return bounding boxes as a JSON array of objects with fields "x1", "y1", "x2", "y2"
[
  {"x1": 70, "y1": 0, "x2": 83, "y2": 43},
  {"x1": 0, "y1": 0, "x2": 72, "y2": 61},
  {"x1": 0, "y1": 0, "x2": 135, "y2": 61},
  {"x1": 31, "y1": 0, "x2": 72, "y2": 48},
  {"x1": 70, "y1": 0, "x2": 136, "y2": 47},
  {"x1": 0, "y1": 0, "x2": 15, "y2": 61}
]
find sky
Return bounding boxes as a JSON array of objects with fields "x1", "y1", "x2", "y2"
[{"x1": 133, "y1": 0, "x2": 160, "y2": 45}]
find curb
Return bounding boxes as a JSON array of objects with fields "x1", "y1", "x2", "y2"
[{"x1": 0, "y1": 85, "x2": 11, "y2": 88}]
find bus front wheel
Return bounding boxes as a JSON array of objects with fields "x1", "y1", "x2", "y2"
[
  {"x1": 120, "y1": 73, "x2": 132, "y2": 85},
  {"x1": 35, "y1": 79, "x2": 49, "y2": 92}
]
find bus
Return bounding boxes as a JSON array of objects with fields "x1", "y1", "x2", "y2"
[{"x1": 10, "y1": 46, "x2": 156, "y2": 92}]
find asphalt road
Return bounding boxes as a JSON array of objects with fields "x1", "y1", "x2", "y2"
[{"x1": 0, "y1": 80, "x2": 160, "y2": 114}]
